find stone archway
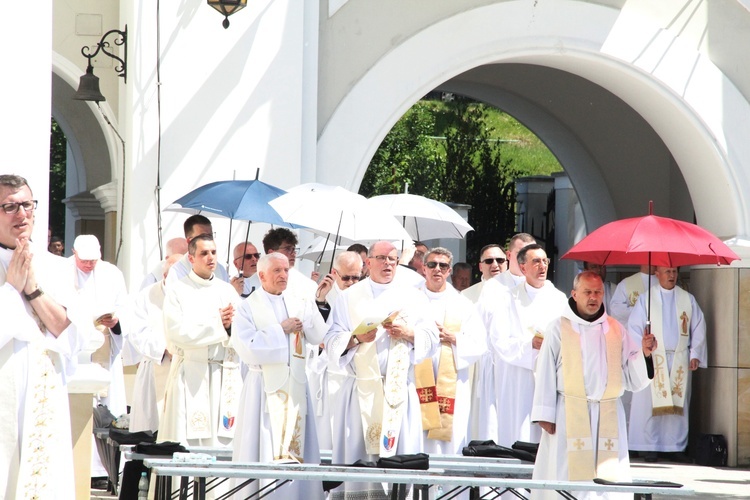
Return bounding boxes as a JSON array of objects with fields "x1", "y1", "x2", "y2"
[
  {"x1": 51, "y1": 54, "x2": 120, "y2": 260},
  {"x1": 317, "y1": 1, "x2": 749, "y2": 242}
]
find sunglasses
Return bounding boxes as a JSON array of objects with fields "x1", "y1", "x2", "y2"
[
  {"x1": 425, "y1": 261, "x2": 450, "y2": 271},
  {"x1": 482, "y1": 257, "x2": 506, "y2": 265},
  {"x1": 339, "y1": 275, "x2": 361, "y2": 282},
  {"x1": 235, "y1": 253, "x2": 260, "y2": 261}
]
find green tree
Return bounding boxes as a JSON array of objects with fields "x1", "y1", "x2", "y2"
[
  {"x1": 361, "y1": 97, "x2": 519, "y2": 270},
  {"x1": 49, "y1": 119, "x2": 67, "y2": 240}
]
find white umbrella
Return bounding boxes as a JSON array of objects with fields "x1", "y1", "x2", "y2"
[
  {"x1": 367, "y1": 193, "x2": 473, "y2": 240},
  {"x1": 297, "y1": 235, "x2": 350, "y2": 262},
  {"x1": 270, "y1": 183, "x2": 413, "y2": 243}
]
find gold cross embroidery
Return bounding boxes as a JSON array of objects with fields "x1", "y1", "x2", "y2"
[
  {"x1": 573, "y1": 438, "x2": 585, "y2": 450},
  {"x1": 604, "y1": 439, "x2": 614, "y2": 451}
]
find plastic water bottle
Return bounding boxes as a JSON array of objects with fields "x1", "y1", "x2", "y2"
[{"x1": 138, "y1": 471, "x2": 149, "y2": 499}]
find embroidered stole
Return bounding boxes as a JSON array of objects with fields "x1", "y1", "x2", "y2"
[
  {"x1": 0, "y1": 260, "x2": 58, "y2": 498},
  {"x1": 348, "y1": 284, "x2": 410, "y2": 456},
  {"x1": 649, "y1": 287, "x2": 691, "y2": 416},
  {"x1": 624, "y1": 273, "x2": 646, "y2": 308},
  {"x1": 561, "y1": 317, "x2": 622, "y2": 481},
  {"x1": 249, "y1": 292, "x2": 307, "y2": 461},
  {"x1": 417, "y1": 307, "x2": 460, "y2": 441}
]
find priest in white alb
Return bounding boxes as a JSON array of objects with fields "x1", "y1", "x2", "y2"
[
  {"x1": 490, "y1": 243, "x2": 567, "y2": 447},
  {"x1": 161, "y1": 233, "x2": 241, "y2": 449},
  {"x1": 325, "y1": 240, "x2": 439, "y2": 500},
  {"x1": 0, "y1": 174, "x2": 87, "y2": 499},
  {"x1": 230, "y1": 252, "x2": 328, "y2": 499},
  {"x1": 418, "y1": 247, "x2": 486, "y2": 454},
  {"x1": 627, "y1": 266, "x2": 706, "y2": 459},
  {"x1": 531, "y1": 271, "x2": 655, "y2": 500}
]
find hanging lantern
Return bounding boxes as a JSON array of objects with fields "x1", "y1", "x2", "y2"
[{"x1": 207, "y1": 0, "x2": 248, "y2": 29}]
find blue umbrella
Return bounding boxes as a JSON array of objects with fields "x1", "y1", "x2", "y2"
[
  {"x1": 166, "y1": 179, "x2": 296, "y2": 227},
  {"x1": 165, "y1": 176, "x2": 302, "y2": 272}
]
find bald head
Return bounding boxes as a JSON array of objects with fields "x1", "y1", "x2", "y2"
[{"x1": 166, "y1": 237, "x2": 188, "y2": 257}]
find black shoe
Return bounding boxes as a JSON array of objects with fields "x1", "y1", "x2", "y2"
[
  {"x1": 91, "y1": 477, "x2": 109, "y2": 490},
  {"x1": 643, "y1": 452, "x2": 658, "y2": 463},
  {"x1": 671, "y1": 452, "x2": 692, "y2": 463}
]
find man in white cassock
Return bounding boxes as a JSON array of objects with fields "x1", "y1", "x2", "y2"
[
  {"x1": 166, "y1": 215, "x2": 230, "y2": 285},
  {"x1": 418, "y1": 248, "x2": 486, "y2": 454},
  {"x1": 490, "y1": 244, "x2": 567, "y2": 447},
  {"x1": 467, "y1": 234, "x2": 534, "y2": 442},
  {"x1": 127, "y1": 254, "x2": 181, "y2": 432},
  {"x1": 161, "y1": 234, "x2": 241, "y2": 448},
  {"x1": 311, "y1": 251, "x2": 364, "y2": 451},
  {"x1": 325, "y1": 241, "x2": 439, "y2": 500},
  {"x1": 627, "y1": 266, "x2": 706, "y2": 460},
  {"x1": 244, "y1": 227, "x2": 318, "y2": 299},
  {"x1": 531, "y1": 271, "x2": 655, "y2": 500},
  {"x1": 230, "y1": 253, "x2": 328, "y2": 499},
  {"x1": 0, "y1": 174, "x2": 87, "y2": 499},
  {"x1": 68, "y1": 233, "x2": 130, "y2": 485}
]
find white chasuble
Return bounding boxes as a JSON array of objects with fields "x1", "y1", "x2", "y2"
[{"x1": 248, "y1": 291, "x2": 308, "y2": 461}]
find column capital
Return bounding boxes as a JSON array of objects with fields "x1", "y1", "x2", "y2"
[{"x1": 91, "y1": 181, "x2": 119, "y2": 213}]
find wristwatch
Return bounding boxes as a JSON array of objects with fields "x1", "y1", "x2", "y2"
[
  {"x1": 24, "y1": 287, "x2": 44, "y2": 301},
  {"x1": 351, "y1": 335, "x2": 360, "y2": 345}
]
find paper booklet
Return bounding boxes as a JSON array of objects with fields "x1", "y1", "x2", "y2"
[{"x1": 352, "y1": 309, "x2": 401, "y2": 336}]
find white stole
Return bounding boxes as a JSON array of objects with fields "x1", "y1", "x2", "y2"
[
  {"x1": 248, "y1": 291, "x2": 308, "y2": 461},
  {"x1": 649, "y1": 287, "x2": 692, "y2": 416}
]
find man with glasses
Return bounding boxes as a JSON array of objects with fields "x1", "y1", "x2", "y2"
[
  {"x1": 325, "y1": 241, "x2": 439, "y2": 499},
  {"x1": 308, "y1": 251, "x2": 364, "y2": 452},
  {"x1": 489, "y1": 243, "x2": 567, "y2": 447},
  {"x1": 462, "y1": 244, "x2": 506, "y2": 303},
  {"x1": 230, "y1": 241, "x2": 261, "y2": 297},
  {"x1": 418, "y1": 248, "x2": 485, "y2": 454},
  {"x1": 0, "y1": 174, "x2": 86, "y2": 498}
]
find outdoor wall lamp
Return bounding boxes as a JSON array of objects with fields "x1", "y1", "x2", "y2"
[
  {"x1": 207, "y1": 0, "x2": 247, "y2": 29},
  {"x1": 73, "y1": 26, "x2": 127, "y2": 102}
]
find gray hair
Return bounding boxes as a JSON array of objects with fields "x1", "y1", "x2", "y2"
[
  {"x1": 0, "y1": 174, "x2": 30, "y2": 193},
  {"x1": 334, "y1": 250, "x2": 363, "y2": 270},
  {"x1": 257, "y1": 252, "x2": 288, "y2": 274},
  {"x1": 426, "y1": 247, "x2": 453, "y2": 265}
]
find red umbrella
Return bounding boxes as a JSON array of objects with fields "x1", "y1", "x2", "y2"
[
  {"x1": 561, "y1": 201, "x2": 740, "y2": 323},
  {"x1": 561, "y1": 202, "x2": 739, "y2": 267}
]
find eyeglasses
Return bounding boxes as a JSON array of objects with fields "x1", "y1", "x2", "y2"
[
  {"x1": 235, "y1": 253, "x2": 260, "y2": 261},
  {"x1": 278, "y1": 245, "x2": 299, "y2": 254},
  {"x1": 1, "y1": 200, "x2": 38, "y2": 214},
  {"x1": 338, "y1": 274, "x2": 361, "y2": 282},
  {"x1": 425, "y1": 261, "x2": 450, "y2": 271},
  {"x1": 530, "y1": 258, "x2": 551, "y2": 267},
  {"x1": 371, "y1": 255, "x2": 398, "y2": 264},
  {"x1": 482, "y1": 257, "x2": 506, "y2": 265}
]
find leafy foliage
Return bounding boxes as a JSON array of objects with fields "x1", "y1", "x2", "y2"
[
  {"x1": 49, "y1": 119, "x2": 67, "y2": 240},
  {"x1": 360, "y1": 97, "x2": 530, "y2": 269}
]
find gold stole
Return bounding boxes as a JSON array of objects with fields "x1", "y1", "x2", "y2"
[
  {"x1": 649, "y1": 287, "x2": 691, "y2": 416},
  {"x1": 417, "y1": 308, "x2": 460, "y2": 441},
  {"x1": 561, "y1": 317, "x2": 622, "y2": 481},
  {"x1": 624, "y1": 273, "x2": 646, "y2": 308},
  {"x1": 249, "y1": 292, "x2": 307, "y2": 461}
]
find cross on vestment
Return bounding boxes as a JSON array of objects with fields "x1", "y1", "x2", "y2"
[
  {"x1": 573, "y1": 438, "x2": 585, "y2": 450},
  {"x1": 604, "y1": 439, "x2": 614, "y2": 451}
]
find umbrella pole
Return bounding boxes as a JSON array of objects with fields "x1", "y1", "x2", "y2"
[
  {"x1": 237, "y1": 221, "x2": 252, "y2": 277},
  {"x1": 646, "y1": 252, "x2": 652, "y2": 335},
  {"x1": 330, "y1": 213, "x2": 343, "y2": 273},
  {"x1": 318, "y1": 234, "x2": 332, "y2": 270},
  {"x1": 226, "y1": 218, "x2": 234, "y2": 272}
]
